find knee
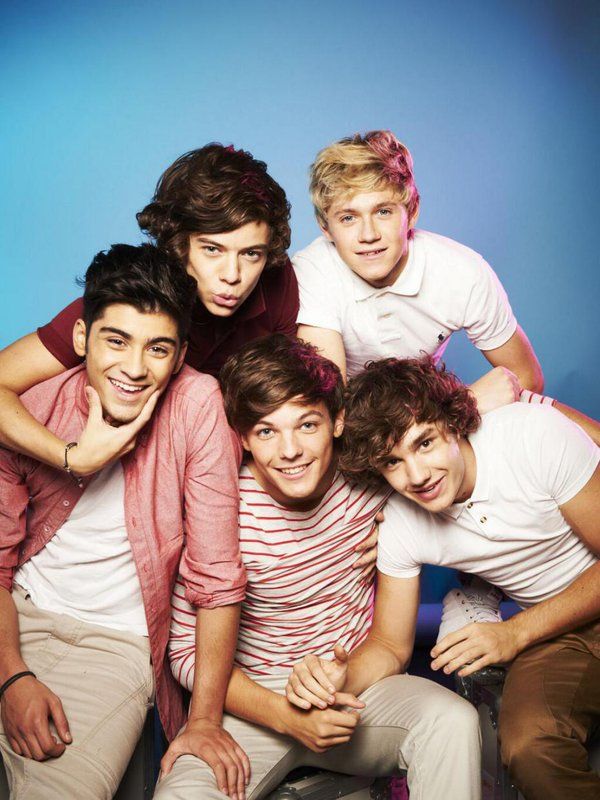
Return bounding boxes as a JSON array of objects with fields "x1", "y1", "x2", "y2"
[
  {"x1": 500, "y1": 720, "x2": 551, "y2": 780},
  {"x1": 419, "y1": 690, "x2": 480, "y2": 743}
]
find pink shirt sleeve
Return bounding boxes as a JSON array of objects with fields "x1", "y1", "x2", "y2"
[
  {"x1": 37, "y1": 298, "x2": 85, "y2": 369},
  {"x1": 178, "y1": 386, "x2": 246, "y2": 609},
  {"x1": 0, "y1": 453, "x2": 30, "y2": 591}
]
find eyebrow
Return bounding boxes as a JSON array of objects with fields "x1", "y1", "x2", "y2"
[
  {"x1": 254, "y1": 410, "x2": 325, "y2": 428},
  {"x1": 409, "y1": 426, "x2": 437, "y2": 450},
  {"x1": 335, "y1": 199, "x2": 397, "y2": 215},
  {"x1": 99, "y1": 326, "x2": 178, "y2": 347},
  {"x1": 194, "y1": 236, "x2": 268, "y2": 251}
]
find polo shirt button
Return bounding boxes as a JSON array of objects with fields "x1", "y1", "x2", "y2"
[
  {"x1": 62, "y1": 500, "x2": 70, "y2": 507},
  {"x1": 43, "y1": 525, "x2": 50, "y2": 532},
  {"x1": 467, "y1": 502, "x2": 473, "y2": 509},
  {"x1": 480, "y1": 515, "x2": 487, "y2": 523}
]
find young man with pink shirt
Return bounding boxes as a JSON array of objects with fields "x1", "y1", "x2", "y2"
[{"x1": 0, "y1": 245, "x2": 248, "y2": 800}]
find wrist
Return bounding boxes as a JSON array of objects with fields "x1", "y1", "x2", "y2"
[
  {"x1": 272, "y1": 695, "x2": 293, "y2": 736},
  {"x1": 0, "y1": 658, "x2": 29, "y2": 687},
  {"x1": 505, "y1": 616, "x2": 531, "y2": 653}
]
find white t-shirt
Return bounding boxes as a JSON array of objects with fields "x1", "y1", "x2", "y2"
[
  {"x1": 378, "y1": 405, "x2": 599, "y2": 608},
  {"x1": 293, "y1": 231, "x2": 517, "y2": 377},
  {"x1": 169, "y1": 466, "x2": 388, "y2": 690},
  {"x1": 15, "y1": 462, "x2": 148, "y2": 635}
]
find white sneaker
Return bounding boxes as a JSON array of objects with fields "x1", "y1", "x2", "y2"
[{"x1": 436, "y1": 576, "x2": 503, "y2": 644}]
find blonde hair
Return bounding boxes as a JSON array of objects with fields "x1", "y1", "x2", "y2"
[{"x1": 309, "y1": 130, "x2": 420, "y2": 228}]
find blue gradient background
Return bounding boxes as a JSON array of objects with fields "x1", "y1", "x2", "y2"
[{"x1": 1, "y1": 1, "x2": 599, "y2": 598}]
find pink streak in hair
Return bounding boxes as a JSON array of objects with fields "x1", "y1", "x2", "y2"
[
  {"x1": 240, "y1": 173, "x2": 271, "y2": 206},
  {"x1": 290, "y1": 341, "x2": 339, "y2": 394}
]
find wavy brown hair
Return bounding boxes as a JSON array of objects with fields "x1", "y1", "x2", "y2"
[
  {"x1": 137, "y1": 143, "x2": 291, "y2": 270},
  {"x1": 340, "y1": 357, "x2": 480, "y2": 487},
  {"x1": 220, "y1": 334, "x2": 344, "y2": 434}
]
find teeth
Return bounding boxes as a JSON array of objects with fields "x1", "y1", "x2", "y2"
[
  {"x1": 279, "y1": 465, "x2": 308, "y2": 475},
  {"x1": 110, "y1": 379, "x2": 144, "y2": 394}
]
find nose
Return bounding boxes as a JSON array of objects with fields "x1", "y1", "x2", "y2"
[
  {"x1": 405, "y1": 457, "x2": 430, "y2": 488},
  {"x1": 279, "y1": 430, "x2": 303, "y2": 461},
  {"x1": 358, "y1": 216, "x2": 381, "y2": 243},
  {"x1": 220, "y1": 253, "x2": 241, "y2": 285},
  {"x1": 121, "y1": 348, "x2": 148, "y2": 380}
]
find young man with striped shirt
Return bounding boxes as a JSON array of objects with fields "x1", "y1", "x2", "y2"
[{"x1": 161, "y1": 335, "x2": 481, "y2": 800}]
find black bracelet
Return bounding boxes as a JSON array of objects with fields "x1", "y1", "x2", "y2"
[{"x1": 0, "y1": 670, "x2": 36, "y2": 699}]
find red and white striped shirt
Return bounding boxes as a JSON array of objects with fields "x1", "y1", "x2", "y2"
[{"x1": 169, "y1": 465, "x2": 388, "y2": 689}]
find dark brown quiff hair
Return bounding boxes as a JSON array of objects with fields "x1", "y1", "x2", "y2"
[
  {"x1": 340, "y1": 357, "x2": 480, "y2": 487},
  {"x1": 136, "y1": 143, "x2": 291, "y2": 269},
  {"x1": 220, "y1": 334, "x2": 344, "y2": 434}
]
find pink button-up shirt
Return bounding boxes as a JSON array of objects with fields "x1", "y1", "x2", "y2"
[{"x1": 0, "y1": 365, "x2": 246, "y2": 740}]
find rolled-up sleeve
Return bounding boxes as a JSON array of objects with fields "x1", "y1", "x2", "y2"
[
  {"x1": 179, "y1": 387, "x2": 246, "y2": 608},
  {"x1": 0, "y1": 453, "x2": 30, "y2": 591}
]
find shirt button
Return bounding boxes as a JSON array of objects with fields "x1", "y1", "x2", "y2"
[
  {"x1": 62, "y1": 500, "x2": 70, "y2": 507},
  {"x1": 43, "y1": 525, "x2": 50, "y2": 532},
  {"x1": 480, "y1": 515, "x2": 487, "y2": 524},
  {"x1": 467, "y1": 502, "x2": 473, "y2": 509}
]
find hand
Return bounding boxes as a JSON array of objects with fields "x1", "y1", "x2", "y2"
[
  {"x1": 160, "y1": 718, "x2": 250, "y2": 800},
  {"x1": 352, "y1": 511, "x2": 383, "y2": 581},
  {"x1": 282, "y1": 701, "x2": 360, "y2": 753},
  {"x1": 68, "y1": 386, "x2": 160, "y2": 476},
  {"x1": 469, "y1": 367, "x2": 521, "y2": 415},
  {"x1": 285, "y1": 645, "x2": 364, "y2": 712},
  {"x1": 430, "y1": 620, "x2": 521, "y2": 678},
  {"x1": 0, "y1": 674, "x2": 71, "y2": 760}
]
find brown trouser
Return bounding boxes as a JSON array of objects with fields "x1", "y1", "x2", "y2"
[
  {"x1": 499, "y1": 619, "x2": 600, "y2": 800},
  {"x1": 0, "y1": 587, "x2": 154, "y2": 800}
]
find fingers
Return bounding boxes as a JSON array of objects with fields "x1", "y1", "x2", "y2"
[
  {"x1": 85, "y1": 386, "x2": 103, "y2": 420},
  {"x1": 458, "y1": 654, "x2": 493, "y2": 678},
  {"x1": 332, "y1": 644, "x2": 348, "y2": 664},
  {"x1": 286, "y1": 674, "x2": 333, "y2": 710},
  {"x1": 333, "y1": 692, "x2": 365, "y2": 709},
  {"x1": 123, "y1": 390, "x2": 161, "y2": 435},
  {"x1": 159, "y1": 743, "x2": 181, "y2": 777},
  {"x1": 48, "y1": 694, "x2": 71, "y2": 744}
]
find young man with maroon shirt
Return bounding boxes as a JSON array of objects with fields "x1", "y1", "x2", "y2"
[
  {"x1": 161, "y1": 335, "x2": 481, "y2": 800},
  {"x1": 0, "y1": 245, "x2": 248, "y2": 800},
  {"x1": 0, "y1": 143, "x2": 298, "y2": 477}
]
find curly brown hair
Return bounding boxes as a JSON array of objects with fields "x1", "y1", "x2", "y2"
[
  {"x1": 136, "y1": 143, "x2": 291, "y2": 270},
  {"x1": 220, "y1": 334, "x2": 344, "y2": 434},
  {"x1": 340, "y1": 357, "x2": 480, "y2": 487}
]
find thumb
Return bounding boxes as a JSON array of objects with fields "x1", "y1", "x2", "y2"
[
  {"x1": 160, "y1": 746, "x2": 180, "y2": 778},
  {"x1": 333, "y1": 644, "x2": 349, "y2": 664}
]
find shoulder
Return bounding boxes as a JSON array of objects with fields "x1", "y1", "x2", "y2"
[
  {"x1": 19, "y1": 365, "x2": 87, "y2": 421},
  {"x1": 260, "y1": 257, "x2": 297, "y2": 296},
  {"x1": 415, "y1": 229, "x2": 488, "y2": 277},
  {"x1": 159, "y1": 366, "x2": 223, "y2": 418},
  {"x1": 293, "y1": 236, "x2": 347, "y2": 278}
]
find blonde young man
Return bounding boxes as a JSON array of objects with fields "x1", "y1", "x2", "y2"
[{"x1": 292, "y1": 131, "x2": 598, "y2": 441}]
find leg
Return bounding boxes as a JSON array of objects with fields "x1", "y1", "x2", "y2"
[
  {"x1": 0, "y1": 589, "x2": 153, "y2": 800},
  {"x1": 154, "y1": 712, "x2": 301, "y2": 800},
  {"x1": 313, "y1": 674, "x2": 481, "y2": 800},
  {"x1": 499, "y1": 625, "x2": 600, "y2": 800}
]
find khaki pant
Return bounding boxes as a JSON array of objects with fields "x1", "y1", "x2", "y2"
[
  {"x1": 155, "y1": 673, "x2": 481, "y2": 800},
  {"x1": 499, "y1": 619, "x2": 600, "y2": 800},
  {"x1": 0, "y1": 587, "x2": 154, "y2": 800}
]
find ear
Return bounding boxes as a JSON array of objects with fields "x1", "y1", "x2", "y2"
[
  {"x1": 240, "y1": 432, "x2": 252, "y2": 453},
  {"x1": 333, "y1": 408, "x2": 345, "y2": 438},
  {"x1": 173, "y1": 342, "x2": 188, "y2": 374},
  {"x1": 73, "y1": 319, "x2": 87, "y2": 357}
]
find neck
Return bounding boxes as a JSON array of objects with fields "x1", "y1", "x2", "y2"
[{"x1": 456, "y1": 437, "x2": 477, "y2": 502}]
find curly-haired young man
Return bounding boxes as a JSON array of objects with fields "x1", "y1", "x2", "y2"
[
  {"x1": 323, "y1": 357, "x2": 600, "y2": 800},
  {"x1": 160, "y1": 336, "x2": 482, "y2": 800},
  {"x1": 0, "y1": 143, "x2": 298, "y2": 477}
]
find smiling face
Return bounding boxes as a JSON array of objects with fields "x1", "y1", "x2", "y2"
[
  {"x1": 379, "y1": 421, "x2": 476, "y2": 513},
  {"x1": 322, "y1": 188, "x2": 413, "y2": 288},
  {"x1": 73, "y1": 303, "x2": 186, "y2": 425},
  {"x1": 186, "y1": 220, "x2": 270, "y2": 317},
  {"x1": 241, "y1": 397, "x2": 344, "y2": 510}
]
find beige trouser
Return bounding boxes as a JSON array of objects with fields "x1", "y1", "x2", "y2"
[
  {"x1": 154, "y1": 673, "x2": 482, "y2": 800},
  {"x1": 0, "y1": 586, "x2": 154, "y2": 800}
]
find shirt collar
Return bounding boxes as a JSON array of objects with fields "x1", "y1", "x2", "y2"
[
  {"x1": 351, "y1": 235, "x2": 425, "y2": 302},
  {"x1": 442, "y1": 428, "x2": 489, "y2": 520}
]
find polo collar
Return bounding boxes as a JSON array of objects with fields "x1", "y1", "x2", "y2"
[
  {"x1": 351, "y1": 235, "x2": 425, "y2": 302},
  {"x1": 442, "y1": 429, "x2": 489, "y2": 520}
]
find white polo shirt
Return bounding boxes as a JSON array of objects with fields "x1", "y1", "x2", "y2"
[
  {"x1": 293, "y1": 230, "x2": 517, "y2": 378},
  {"x1": 378, "y1": 404, "x2": 599, "y2": 608}
]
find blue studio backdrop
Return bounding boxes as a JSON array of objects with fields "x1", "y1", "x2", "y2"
[{"x1": 2, "y1": 0, "x2": 599, "y2": 601}]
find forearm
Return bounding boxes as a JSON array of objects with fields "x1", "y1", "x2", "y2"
[
  {"x1": 225, "y1": 666, "x2": 288, "y2": 734},
  {"x1": 189, "y1": 603, "x2": 241, "y2": 724},
  {"x1": 508, "y1": 561, "x2": 600, "y2": 652},
  {"x1": 553, "y1": 400, "x2": 600, "y2": 447},
  {"x1": 0, "y1": 388, "x2": 65, "y2": 468},
  {"x1": 344, "y1": 636, "x2": 409, "y2": 697},
  {"x1": 0, "y1": 587, "x2": 29, "y2": 684}
]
